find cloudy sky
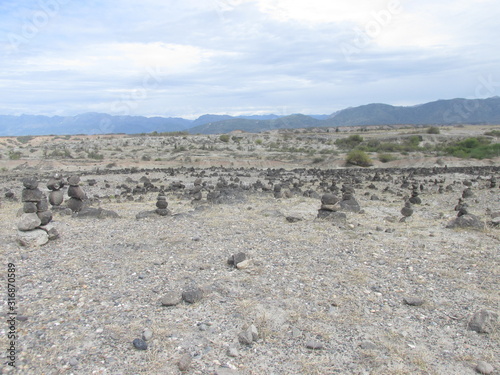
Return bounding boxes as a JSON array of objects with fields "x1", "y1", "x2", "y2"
[{"x1": 1, "y1": 0, "x2": 499, "y2": 119}]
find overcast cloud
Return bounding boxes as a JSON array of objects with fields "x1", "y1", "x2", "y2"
[{"x1": 1, "y1": 0, "x2": 499, "y2": 118}]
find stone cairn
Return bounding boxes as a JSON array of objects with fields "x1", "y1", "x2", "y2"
[
  {"x1": 408, "y1": 184, "x2": 422, "y2": 204},
  {"x1": 17, "y1": 177, "x2": 58, "y2": 246},
  {"x1": 47, "y1": 173, "x2": 65, "y2": 210},
  {"x1": 155, "y1": 190, "x2": 171, "y2": 216},
  {"x1": 339, "y1": 184, "x2": 361, "y2": 213},
  {"x1": 67, "y1": 175, "x2": 86, "y2": 212},
  {"x1": 317, "y1": 193, "x2": 346, "y2": 222},
  {"x1": 400, "y1": 200, "x2": 413, "y2": 222}
]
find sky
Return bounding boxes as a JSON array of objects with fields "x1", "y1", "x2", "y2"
[{"x1": 1, "y1": 0, "x2": 499, "y2": 119}]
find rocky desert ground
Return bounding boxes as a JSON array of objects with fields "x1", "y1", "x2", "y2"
[{"x1": 0, "y1": 124, "x2": 499, "y2": 375}]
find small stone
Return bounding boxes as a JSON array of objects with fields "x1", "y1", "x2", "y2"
[
  {"x1": 286, "y1": 216, "x2": 302, "y2": 223},
  {"x1": 468, "y1": 309, "x2": 499, "y2": 333},
  {"x1": 17, "y1": 229, "x2": 49, "y2": 247},
  {"x1": 403, "y1": 296, "x2": 425, "y2": 306},
  {"x1": 17, "y1": 213, "x2": 41, "y2": 231},
  {"x1": 177, "y1": 353, "x2": 192, "y2": 372},
  {"x1": 476, "y1": 361, "x2": 494, "y2": 374},
  {"x1": 232, "y1": 252, "x2": 246, "y2": 265},
  {"x1": 161, "y1": 292, "x2": 181, "y2": 306},
  {"x1": 22, "y1": 177, "x2": 38, "y2": 189},
  {"x1": 68, "y1": 175, "x2": 80, "y2": 186},
  {"x1": 306, "y1": 340, "x2": 324, "y2": 350},
  {"x1": 142, "y1": 328, "x2": 153, "y2": 341},
  {"x1": 67, "y1": 197, "x2": 84, "y2": 212},
  {"x1": 238, "y1": 330, "x2": 253, "y2": 346},
  {"x1": 69, "y1": 357, "x2": 78, "y2": 367},
  {"x1": 359, "y1": 340, "x2": 378, "y2": 350},
  {"x1": 291, "y1": 327, "x2": 302, "y2": 338},
  {"x1": 68, "y1": 185, "x2": 86, "y2": 200},
  {"x1": 37, "y1": 210, "x2": 53, "y2": 226},
  {"x1": 132, "y1": 338, "x2": 148, "y2": 350},
  {"x1": 49, "y1": 190, "x2": 64, "y2": 206},
  {"x1": 227, "y1": 347, "x2": 239, "y2": 357},
  {"x1": 182, "y1": 287, "x2": 203, "y2": 304},
  {"x1": 38, "y1": 224, "x2": 60, "y2": 240},
  {"x1": 23, "y1": 202, "x2": 37, "y2": 213},
  {"x1": 236, "y1": 259, "x2": 251, "y2": 269},
  {"x1": 248, "y1": 324, "x2": 259, "y2": 341},
  {"x1": 21, "y1": 188, "x2": 43, "y2": 202}
]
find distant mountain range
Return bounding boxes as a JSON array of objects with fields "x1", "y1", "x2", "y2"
[{"x1": 1, "y1": 97, "x2": 499, "y2": 136}]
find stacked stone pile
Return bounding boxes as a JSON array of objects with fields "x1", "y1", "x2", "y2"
[
  {"x1": 47, "y1": 173, "x2": 65, "y2": 209},
  {"x1": 339, "y1": 184, "x2": 361, "y2": 213},
  {"x1": 155, "y1": 190, "x2": 171, "y2": 216},
  {"x1": 17, "y1": 177, "x2": 58, "y2": 247},
  {"x1": 408, "y1": 184, "x2": 422, "y2": 204},
  {"x1": 67, "y1": 175, "x2": 86, "y2": 212},
  {"x1": 317, "y1": 193, "x2": 346, "y2": 222}
]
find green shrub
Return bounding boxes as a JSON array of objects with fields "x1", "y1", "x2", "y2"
[
  {"x1": 345, "y1": 150, "x2": 372, "y2": 167},
  {"x1": 87, "y1": 151, "x2": 104, "y2": 160},
  {"x1": 378, "y1": 153, "x2": 397, "y2": 163},
  {"x1": 443, "y1": 137, "x2": 499, "y2": 159},
  {"x1": 335, "y1": 134, "x2": 364, "y2": 149},
  {"x1": 9, "y1": 151, "x2": 22, "y2": 160},
  {"x1": 16, "y1": 136, "x2": 34, "y2": 144},
  {"x1": 427, "y1": 126, "x2": 440, "y2": 134},
  {"x1": 219, "y1": 134, "x2": 230, "y2": 143},
  {"x1": 484, "y1": 130, "x2": 500, "y2": 137}
]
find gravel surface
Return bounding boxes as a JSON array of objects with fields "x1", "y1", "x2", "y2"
[{"x1": 1, "y1": 167, "x2": 498, "y2": 375}]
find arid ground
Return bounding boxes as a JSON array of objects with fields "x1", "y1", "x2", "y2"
[{"x1": 0, "y1": 124, "x2": 498, "y2": 375}]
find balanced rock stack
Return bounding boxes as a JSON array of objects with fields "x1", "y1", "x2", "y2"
[
  {"x1": 67, "y1": 175, "x2": 86, "y2": 212},
  {"x1": 490, "y1": 176, "x2": 496, "y2": 188},
  {"x1": 400, "y1": 200, "x2": 413, "y2": 222},
  {"x1": 317, "y1": 193, "x2": 346, "y2": 222},
  {"x1": 339, "y1": 184, "x2": 361, "y2": 213},
  {"x1": 155, "y1": 191, "x2": 171, "y2": 216},
  {"x1": 408, "y1": 185, "x2": 422, "y2": 204},
  {"x1": 47, "y1": 173, "x2": 65, "y2": 209},
  {"x1": 17, "y1": 177, "x2": 58, "y2": 247}
]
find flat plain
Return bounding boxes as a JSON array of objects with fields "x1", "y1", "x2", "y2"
[{"x1": 0, "y1": 124, "x2": 499, "y2": 375}]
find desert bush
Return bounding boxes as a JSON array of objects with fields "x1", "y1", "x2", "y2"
[
  {"x1": 378, "y1": 153, "x2": 397, "y2": 163},
  {"x1": 312, "y1": 157, "x2": 325, "y2": 164},
  {"x1": 48, "y1": 148, "x2": 72, "y2": 158},
  {"x1": 484, "y1": 130, "x2": 500, "y2": 137},
  {"x1": 335, "y1": 134, "x2": 364, "y2": 149},
  {"x1": 443, "y1": 137, "x2": 499, "y2": 159},
  {"x1": 9, "y1": 151, "x2": 22, "y2": 160},
  {"x1": 345, "y1": 150, "x2": 372, "y2": 167},
  {"x1": 219, "y1": 134, "x2": 230, "y2": 143},
  {"x1": 16, "y1": 136, "x2": 34, "y2": 144},
  {"x1": 87, "y1": 151, "x2": 104, "y2": 160},
  {"x1": 427, "y1": 126, "x2": 440, "y2": 134},
  {"x1": 255, "y1": 139, "x2": 263, "y2": 145},
  {"x1": 141, "y1": 155, "x2": 151, "y2": 161}
]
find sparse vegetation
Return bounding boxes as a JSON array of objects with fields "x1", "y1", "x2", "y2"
[
  {"x1": 16, "y1": 135, "x2": 34, "y2": 144},
  {"x1": 378, "y1": 153, "x2": 397, "y2": 163},
  {"x1": 442, "y1": 137, "x2": 500, "y2": 159},
  {"x1": 87, "y1": 150, "x2": 104, "y2": 160},
  {"x1": 427, "y1": 126, "x2": 441, "y2": 134},
  {"x1": 9, "y1": 150, "x2": 22, "y2": 160},
  {"x1": 345, "y1": 149, "x2": 372, "y2": 167},
  {"x1": 219, "y1": 134, "x2": 230, "y2": 143},
  {"x1": 335, "y1": 134, "x2": 364, "y2": 149}
]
